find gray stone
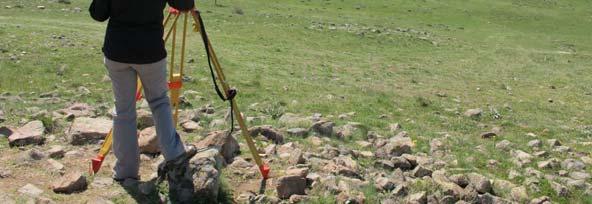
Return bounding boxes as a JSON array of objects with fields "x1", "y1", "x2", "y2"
[
  {"x1": 550, "y1": 182, "x2": 568, "y2": 197},
  {"x1": 18, "y1": 183, "x2": 43, "y2": 197},
  {"x1": 136, "y1": 109, "x2": 154, "y2": 129},
  {"x1": 547, "y1": 139, "x2": 561, "y2": 147},
  {"x1": 8, "y1": 120, "x2": 45, "y2": 147},
  {"x1": 412, "y1": 165, "x2": 432, "y2": 178},
  {"x1": 467, "y1": 173, "x2": 492, "y2": 194},
  {"x1": 47, "y1": 159, "x2": 65, "y2": 173},
  {"x1": 91, "y1": 177, "x2": 113, "y2": 188},
  {"x1": 529, "y1": 196, "x2": 551, "y2": 204},
  {"x1": 47, "y1": 145, "x2": 65, "y2": 159},
  {"x1": 288, "y1": 149, "x2": 305, "y2": 165},
  {"x1": 287, "y1": 128, "x2": 308, "y2": 137},
  {"x1": 389, "y1": 123, "x2": 402, "y2": 134},
  {"x1": 139, "y1": 127, "x2": 159, "y2": 154},
  {"x1": 58, "y1": 103, "x2": 94, "y2": 118},
  {"x1": 275, "y1": 175, "x2": 306, "y2": 199},
  {"x1": 537, "y1": 159, "x2": 559, "y2": 169},
  {"x1": 249, "y1": 126, "x2": 284, "y2": 144},
  {"x1": 391, "y1": 156, "x2": 413, "y2": 170},
  {"x1": 374, "y1": 177, "x2": 396, "y2": 191},
  {"x1": 181, "y1": 121, "x2": 201, "y2": 132},
  {"x1": 67, "y1": 117, "x2": 111, "y2": 145},
  {"x1": 480, "y1": 132, "x2": 497, "y2": 139},
  {"x1": 51, "y1": 171, "x2": 88, "y2": 194},
  {"x1": 310, "y1": 120, "x2": 334, "y2": 136},
  {"x1": 407, "y1": 191, "x2": 427, "y2": 204},
  {"x1": 569, "y1": 171, "x2": 591, "y2": 180},
  {"x1": 195, "y1": 131, "x2": 240, "y2": 164},
  {"x1": 376, "y1": 135, "x2": 413, "y2": 159},
  {"x1": 561, "y1": 159, "x2": 585, "y2": 171},
  {"x1": 464, "y1": 108, "x2": 482, "y2": 118},
  {"x1": 527, "y1": 139, "x2": 542, "y2": 148},
  {"x1": 510, "y1": 186, "x2": 529, "y2": 202},
  {"x1": 495, "y1": 140, "x2": 512, "y2": 150},
  {"x1": 392, "y1": 184, "x2": 408, "y2": 197}
]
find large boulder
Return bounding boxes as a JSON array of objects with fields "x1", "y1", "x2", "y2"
[
  {"x1": 376, "y1": 134, "x2": 413, "y2": 159},
  {"x1": 166, "y1": 149, "x2": 222, "y2": 203},
  {"x1": 67, "y1": 117, "x2": 111, "y2": 145},
  {"x1": 195, "y1": 131, "x2": 240, "y2": 164},
  {"x1": 138, "y1": 127, "x2": 159, "y2": 154},
  {"x1": 51, "y1": 171, "x2": 88, "y2": 194},
  {"x1": 8, "y1": 120, "x2": 45, "y2": 147},
  {"x1": 276, "y1": 175, "x2": 306, "y2": 199},
  {"x1": 248, "y1": 126, "x2": 284, "y2": 144}
]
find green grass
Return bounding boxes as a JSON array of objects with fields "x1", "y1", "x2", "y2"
[{"x1": 1, "y1": 0, "x2": 592, "y2": 203}]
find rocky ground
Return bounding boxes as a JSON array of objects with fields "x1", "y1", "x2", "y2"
[{"x1": 0, "y1": 99, "x2": 591, "y2": 204}]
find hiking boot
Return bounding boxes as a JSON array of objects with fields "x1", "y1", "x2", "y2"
[
  {"x1": 156, "y1": 145, "x2": 198, "y2": 203},
  {"x1": 157, "y1": 145, "x2": 198, "y2": 183}
]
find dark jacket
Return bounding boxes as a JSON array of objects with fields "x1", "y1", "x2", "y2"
[{"x1": 89, "y1": 0, "x2": 194, "y2": 64}]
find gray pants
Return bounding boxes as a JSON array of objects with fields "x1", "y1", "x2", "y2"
[{"x1": 104, "y1": 57, "x2": 185, "y2": 179}]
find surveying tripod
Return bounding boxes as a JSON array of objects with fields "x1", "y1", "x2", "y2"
[{"x1": 90, "y1": 7, "x2": 270, "y2": 180}]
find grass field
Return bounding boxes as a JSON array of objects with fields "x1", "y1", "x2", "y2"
[{"x1": 1, "y1": 0, "x2": 592, "y2": 203}]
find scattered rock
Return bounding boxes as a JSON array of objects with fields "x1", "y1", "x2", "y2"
[
  {"x1": 248, "y1": 126, "x2": 284, "y2": 144},
  {"x1": 58, "y1": 103, "x2": 95, "y2": 119},
  {"x1": 391, "y1": 156, "x2": 413, "y2": 170},
  {"x1": 561, "y1": 159, "x2": 585, "y2": 171},
  {"x1": 547, "y1": 139, "x2": 561, "y2": 147},
  {"x1": 389, "y1": 123, "x2": 402, "y2": 134},
  {"x1": 374, "y1": 177, "x2": 396, "y2": 191},
  {"x1": 136, "y1": 109, "x2": 154, "y2": 129},
  {"x1": 480, "y1": 132, "x2": 496, "y2": 139},
  {"x1": 91, "y1": 177, "x2": 113, "y2": 188},
  {"x1": 8, "y1": 120, "x2": 45, "y2": 147},
  {"x1": 47, "y1": 145, "x2": 65, "y2": 159},
  {"x1": 310, "y1": 120, "x2": 334, "y2": 136},
  {"x1": 510, "y1": 186, "x2": 528, "y2": 202},
  {"x1": 550, "y1": 181, "x2": 568, "y2": 197},
  {"x1": 569, "y1": 171, "x2": 591, "y2": 180},
  {"x1": 18, "y1": 183, "x2": 43, "y2": 198},
  {"x1": 181, "y1": 121, "x2": 201, "y2": 132},
  {"x1": 495, "y1": 140, "x2": 512, "y2": 150},
  {"x1": 165, "y1": 148, "x2": 222, "y2": 202},
  {"x1": 527, "y1": 139, "x2": 542, "y2": 148},
  {"x1": 288, "y1": 149, "x2": 305, "y2": 165},
  {"x1": 286, "y1": 128, "x2": 308, "y2": 137},
  {"x1": 412, "y1": 165, "x2": 432, "y2": 178},
  {"x1": 139, "y1": 127, "x2": 159, "y2": 154},
  {"x1": 289, "y1": 194, "x2": 309, "y2": 203},
  {"x1": 530, "y1": 196, "x2": 551, "y2": 204},
  {"x1": 336, "y1": 191, "x2": 365, "y2": 204},
  {"x1": 407, "y1": 191, "x2": 427, "y2": 204},
  {"x1": 285, "y1": 167, "x2": 309, "y2": 178},
  {"x1": 376, "y1": 134, "x2": 413, "y2": 159},
  {"x1": 52, "y1": 171, "x2": 88, "y2": 194},
  {"x1": 276, "y1": 175, "x2": 306, "y2": 199},
  {"x1": 67, "y1": 117, "x2": 111, "y2": 145},
  {"x1": 0, "y1": 168, "x2": 12, "y2": 178},
  {"x1": 537, "y1": 159, "x2": 559, "y2": 169},
  {"x1": 47, "y1": 159, "x2": 65, "y2": 173},
  {"x1": 392, "y1": 184, "x2": 408, "y2": 197},
  {"x1": 464, "y1": 108, "x2": 482, "y2": 118},
  {"x1": 467, "y1": 173, "x2": 492, "y2": 194},
  {"x1": 195, "y1": 131, "x2": 240, "y2": 164}
]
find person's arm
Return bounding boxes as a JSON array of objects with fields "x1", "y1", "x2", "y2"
[
  {"x1": 167, "y1": 0, "x2": 194, "y2": 11},
  {"x1": 89, "y1": 0, "x2": 110, "y2": 22}
]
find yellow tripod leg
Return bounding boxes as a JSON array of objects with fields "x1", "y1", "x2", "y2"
[{"x1": 190, "y1": 10, "x2": 270, "y2": 179}]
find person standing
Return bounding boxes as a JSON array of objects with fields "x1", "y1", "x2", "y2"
[{"x1": 88, "y1": 0, "x2": 196, "y2": 194}]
